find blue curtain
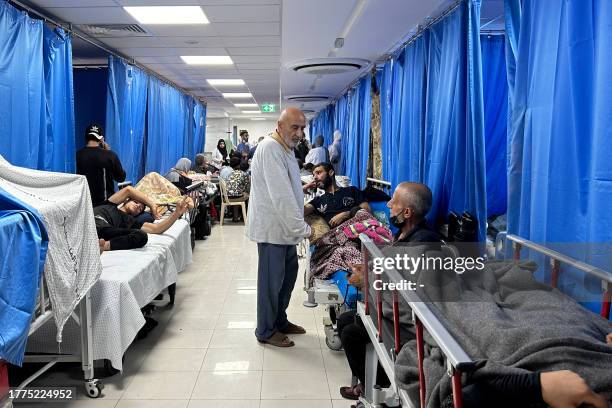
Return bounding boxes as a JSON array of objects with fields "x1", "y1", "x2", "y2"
[
  {"x1": 106, "y1": 56, "x2": 148, "y2": 183},
  {"x1": 0, "y1": 187, "x2": 48, "y2": 366},
  {"x1": 0, "y1": 2, "x2": 44, "y2": 169},
  {"x1": 182, "y1": 94, "x2": 195, "y2": 161},
  {"x1": 481, "y1": 35, "x2": 508, "y2": 217},
  {"x1": 193, "y1": 102, "x2": 206, "y2": 155},
  {"x1": 333, "y1": 94, "x2": 349, "y2": 175},
  {"x1": 344, "y1": 75, "x2": 372, "y2": 189},
  {"x1": 380, "y1": 56, "x2": 401, "y2": 186},
  {"x1": 310, "y1": 104, "x2": 334, "y2": 147},
  {"x1": 146, "y1": 76, "x2": 188, "y2": 174},
  {"x1": 42, "y1": 26, "x2": 75, "y2": 173},
  {"x1": 423, "y1": 0, "x2": 486, "y2": 241},
  {"x1": 505, "y1": 0, "x2": 612, "y2": 305},
  {"x1": 396, "y1": 34, "x2": 429, "y2": 188},
  {"x1": 74, "y1": 68, "x2": 107, "y2": 149}
]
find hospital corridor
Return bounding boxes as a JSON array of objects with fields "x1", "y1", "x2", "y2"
[{"x1": 1, "y1": 0, "x2": 612, "y2": 407}]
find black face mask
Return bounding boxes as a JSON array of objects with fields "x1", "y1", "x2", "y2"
[{"x1": 390, "y1": 214, "x2": 406, "y2": 228}]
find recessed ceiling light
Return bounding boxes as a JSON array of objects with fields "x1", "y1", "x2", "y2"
[
  {"x1": 234, "y1": 103, "x2": 258, "y2": 107},
  {"x1": 181, "y1": 56, "x2": 233, "y2": 65},
  {"x1": 251, "y1": 118, "x2": 266, "y2": 121},
  {"x1": 124, "y1": 6, "x2": 209, "y2": 25},
  {"x1": 223, "y1": 93, "x2": 253, "y2": 98},
  {"x1": 207, "y1": 79, "x2": 245, "y2": 86},
  {"x1": 242, "y1": 110, "x2": 261, "y2": 114}
]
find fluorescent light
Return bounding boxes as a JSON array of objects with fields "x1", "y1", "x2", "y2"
[
  {"x1": 234, "y1": 103, "x2": 258, "y2": 108},
  {"x1": 207, "y1": 79, "x2": 245, "y2": 86},
  {"x1": 223, "y1": 93, "x2": 253, "y2": 98},
  {"x1": 251, "y1": 118, "x2": 266, "y2": 121},
  {"x1": 242, "y1": 110, "x2": 261, "y2": 114},
  {"x1": 181, "y1": 56, "x2": 233, "y2": 65},
  {"x1": 124, "y1": 6, "x2": 209, "y2": 25}
]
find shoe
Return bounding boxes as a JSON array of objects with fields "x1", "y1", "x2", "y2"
[{"x1": 279, "y1": 322, "x2": 306, "y2": 334}]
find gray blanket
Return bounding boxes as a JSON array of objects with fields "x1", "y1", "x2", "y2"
[{"x1": 393, "y1": 259, "x2": 612, "y2": 408}]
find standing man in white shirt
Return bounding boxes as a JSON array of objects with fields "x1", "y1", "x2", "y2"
[{"x1": 246, "y1": 107, "x2": 312, "y2": 348}]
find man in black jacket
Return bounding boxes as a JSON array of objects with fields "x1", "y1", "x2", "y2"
[
  {"x1": 76, "y1": 124, "x2": 126, "y2": 207},
  {"x1": 338, "y1": 183, "x2": 610, "y2": 408}
]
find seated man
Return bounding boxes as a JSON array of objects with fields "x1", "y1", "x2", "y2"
[
  {"x1": 304, "y1": 162, "x2": 370, "y2": 227},
  {"x1": 338, "y1": 183, "x2": 612, "y2": 408},
  {"x1": 95, "y1": 186, "x2": 189, "y2": 252},
  {"x1": 337, "y1": 182, "x2": 440, "y2": 401}
]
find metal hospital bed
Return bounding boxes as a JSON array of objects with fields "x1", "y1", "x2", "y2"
[
  {"x1": 6, "y1": 271, "x2": 103, "y2": 405},
  {"x1": 301, "y1": 177, "x2": 393, "y2": 351},
  {"x1": 357, "y1": 234, "x2": 473, "y2": 408},
  {"x1": 356, "y1": 232, "x2": 612, "y2": 408}
]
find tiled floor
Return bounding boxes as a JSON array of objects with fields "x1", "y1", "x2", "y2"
[{"x1": 17, "y1": 224, "x2": 355, "y2": 408}]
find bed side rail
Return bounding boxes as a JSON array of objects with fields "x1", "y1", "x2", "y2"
[
  {"x1": 359, "y1": 234, "x2": 473, "y2": 408},
  {"x1": 366, "y1": 177, "x2": 391, "y2": 192},
  {"x1": 504, "y1": 234, "x2": 612, "y2": 319}
]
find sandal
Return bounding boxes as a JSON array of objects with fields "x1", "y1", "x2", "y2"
[
  {"x1": 258, "y1": 331, "x2": 295, "y2": 347},
  {"x1": 339, "y1": 383, "x2": 363, "y2": 400},
  {"x1": 279, "y1": 322, "x2": 306, "y2": 335}
]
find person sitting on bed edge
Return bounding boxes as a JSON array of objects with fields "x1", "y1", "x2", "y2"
[
  {"x1": 303, "y1": 162, "x2": 371, "y2": 227},
  {"x1": 94, "y1": 186, "x2": 190, "y2": 252},
  {"x1": 337, "y1": 182, "x2": 612, "y2": 408}
]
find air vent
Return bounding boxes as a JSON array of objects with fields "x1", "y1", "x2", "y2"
[
  {"x1": 287, "y1": 58, "x2": 370, "y2": 75},
  {"x1": 285, "y1": 95, "x2": 331, "y2": 103},
  {"x1": 77, "y1": 24, "x2": 148, "y2": 37}
]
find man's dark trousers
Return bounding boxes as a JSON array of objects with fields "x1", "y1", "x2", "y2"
[{"x1": 255, "y1": 243, "x2": 298, "y2": 340}]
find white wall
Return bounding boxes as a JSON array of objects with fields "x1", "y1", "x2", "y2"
[{"x1": 204, "y1": 117, "x2": 311, "y2": 153}]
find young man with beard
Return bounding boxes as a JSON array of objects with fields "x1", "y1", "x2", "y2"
[{"x1": 303, "y1": 162, "x2": 371, "y2": 227}]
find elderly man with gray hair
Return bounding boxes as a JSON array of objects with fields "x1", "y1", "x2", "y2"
[
  {"x1": 304, "y1": 134, "x2": 329, "y2": 166},
  {"x1": 247, "y1": 107, "x2": 312, "y2": 348}
]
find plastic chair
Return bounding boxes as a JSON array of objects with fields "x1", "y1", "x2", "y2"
[{"x1": 218, "y1": 178, "x2": 247, "y2": 226}]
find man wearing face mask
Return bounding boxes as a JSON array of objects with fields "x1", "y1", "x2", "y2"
[
  {"x1": 336, "y1": 182, "x2": 439, "y2": 402},
  {"x1": 387, "y1": 182, "x2": 440, "y2": 243},
  {"x1": 303, "y1": 162, "x2": 371, "y2": 227}
]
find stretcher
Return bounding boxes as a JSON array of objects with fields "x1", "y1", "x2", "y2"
[{"x1": 301, "y1": 177, "x2": 392, "y2": 351}]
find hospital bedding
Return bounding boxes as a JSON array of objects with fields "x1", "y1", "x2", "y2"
[
  {"x1": 0, "y1": 202, "x2": 47, "y2": 366},
  {"x1": 394, "y1": 260, "x2": 612, "y2": 407},
  {"x1": 26, "y1": 219, "x2": 192, "y2": 370},
  {"x1": 0, "y1": 156, "x2": 102, "y2": 343}
]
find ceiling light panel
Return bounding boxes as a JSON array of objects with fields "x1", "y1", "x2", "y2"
[
  {"x1": 223, "y1": 93, "x2": 253, "y2": 98},
  {"x1": 207, "y1": 79, "x2": 246, "y2": 86},
  {"x1": 181, "y1": 56, "x2": 233, "y2": 65},
  {"x1": 234, "y1": 103, "x2": 259, "y2": 107},
  {"x1": 242, "y1": 111, "x2": 261, "y2": 114},
  {"x1": 124, "y1": 6, "x2": 209, "y2": 25}
]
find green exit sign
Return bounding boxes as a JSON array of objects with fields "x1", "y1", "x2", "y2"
[{"x1": 261, "y1": 104, "x2": 276, "y2": 113}]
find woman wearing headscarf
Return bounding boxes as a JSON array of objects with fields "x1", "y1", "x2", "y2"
[
  {"x1": 329, "y1": 130, "x2": 342, "y2": 166},
  {"x1": 213, "y1": 139, "x2": 229, "y2": 167},
  {"x1": 164, "y1": 158, "x2": 192, "y2": 187}
]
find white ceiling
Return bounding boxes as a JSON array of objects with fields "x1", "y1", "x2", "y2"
[{"x1": 22, "y1": 0, "x2": 504, "y2": 119}]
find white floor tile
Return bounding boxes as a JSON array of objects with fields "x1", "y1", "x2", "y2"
[
  {"x1": 215, "y1": 314, "x2": 257, "y2": 330},
  {"x1": 263, "y1": 348, "x2": 324, "y2": 372},
  {"x1": 139, "y1": 348, "x2": 206, "y2": 372},
  {"x1": 116, "y1": 400, "x2": 188, "y2": 408},
  {"x1": 260, "y1": 400, "x2": 333, "y2": 408},
  {"x1": 201, "y1": 347, "x2": 264, "y2": 371},
  {"x1": 208, "y1": 329, "x2": 262, "y2": 348},
  {"x1": 122, "y1": 372, "x2": 198, "y2": 400},
  {"x1": 187, "y1": 401, "x2": 259, "y2": 408},
  {"x1": 325, "y1": 370, "x2": 354, "y2": 401},
  {"x1": 191, "y1": 371, "x2": 262, "y2": 400},
  {"x1": 261, "y1": 371, "x2": 330, "y2": 400}
]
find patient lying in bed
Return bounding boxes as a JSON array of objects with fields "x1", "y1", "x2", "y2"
[
  {"x1": 95, "y1": 186, "x2": 189, "y2": 251},
  {"x1": 390, "y1": 252, "x2": 612, "y2": 408}
]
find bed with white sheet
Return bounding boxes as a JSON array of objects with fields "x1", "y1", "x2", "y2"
[{"x1": 27, "y1": 218, "x2": 192, "y2": 370}]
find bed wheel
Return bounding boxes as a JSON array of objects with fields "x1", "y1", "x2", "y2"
[
  {"x1": 85, "y1": 379, "x2": 104, "y2": 398},
  {"x1": 325, "y1": 335, "x2": 343, "y2": 351}
]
